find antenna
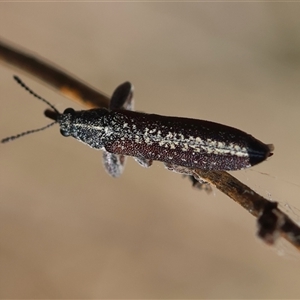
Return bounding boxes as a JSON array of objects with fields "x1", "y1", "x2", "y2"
[
  {"x1": 13, "y1": 76, "x2": 60, "y2": 115},
  {"x1": 1, "y1": 76, "x2": 60, "y2": 144},
  {"x1": 1, "y1": 122, "x2": 57, "y2": 143}
]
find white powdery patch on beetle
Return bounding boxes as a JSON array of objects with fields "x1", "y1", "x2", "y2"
[{"x1": 129, "y1": 126, "x2": 250, "y2": 158}]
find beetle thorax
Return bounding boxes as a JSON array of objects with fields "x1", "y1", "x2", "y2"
[{"x1": 58, "y1": 108, "x2": 111, "y2": 149}]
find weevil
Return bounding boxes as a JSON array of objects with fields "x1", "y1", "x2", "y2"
[{"x1": 2, "y1": 76, "x2": 274, "y2": 177}]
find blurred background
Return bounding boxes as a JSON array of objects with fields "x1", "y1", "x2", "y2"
[{"x1": 1, "y1": 2, "x2": 300, "y2": 298}]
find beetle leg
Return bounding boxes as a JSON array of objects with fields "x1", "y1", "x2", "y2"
[
  {"x1": 165, "y1": 163, "x2": 212, "y2": 192},
  {"x1": 109, "y1": 82, "x2": 134, "y2": 111},
  {"x1": 102, "y1": 150, "x2": 126, "y2": 178},
  {"x1": 134, "y1": 157, "x2": 153, "y2": 168},
  {"x1": 164, "y1": 162, "x2": 194, "y2": 175}
]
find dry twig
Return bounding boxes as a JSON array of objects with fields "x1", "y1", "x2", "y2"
[
  {"x1": 1, "y1": 39, "x2": 299, "y2": 251},
  {"x1": 0, "y1": 39, "x2": 109, "y2": 109}
]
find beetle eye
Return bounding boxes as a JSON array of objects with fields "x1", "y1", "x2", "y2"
[
  {"x1": 60, "y1": 129, "x2": 70, "y2": 137},
  {"x1": 63, "y1": 108, "x2": 75, "y2": 114}
]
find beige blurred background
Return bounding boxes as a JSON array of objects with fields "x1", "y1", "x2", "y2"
[{"x1": 1, "y1": 2, "x2": 300, "y2": 298}]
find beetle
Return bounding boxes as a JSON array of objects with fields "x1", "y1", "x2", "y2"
[{"x1": 2, "y1": 76, "x2": 274, "y2": 177}]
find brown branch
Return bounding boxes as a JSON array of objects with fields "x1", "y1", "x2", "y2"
[
  {"x1": 0, "y1": 39, "x2": 109, "y2": 109},
  {"x1": 1, "y1": 38, "x2": 299, "y2": 251},
  {"x1": 193, "y1": 170, "x2": 300, "y2": 250}
]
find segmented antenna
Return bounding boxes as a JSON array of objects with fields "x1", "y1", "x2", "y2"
[
  {"x1": 13, "y1": 76, "x2": 60, "y2": 114},
  {"x1": 1, "y1": 122, "x2": 57, "y2": 143},
  {"x1": 1, "y1": 76, "x2": 60, "y2": 144}
]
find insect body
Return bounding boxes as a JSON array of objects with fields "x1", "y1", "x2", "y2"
[{"x1": 2, "y1": 76, "x2": 274, "y2": 177}]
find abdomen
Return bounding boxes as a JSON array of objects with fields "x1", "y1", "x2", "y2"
[{"x1": 104, "y1": 110, "x2": 273, "y2": 171}]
